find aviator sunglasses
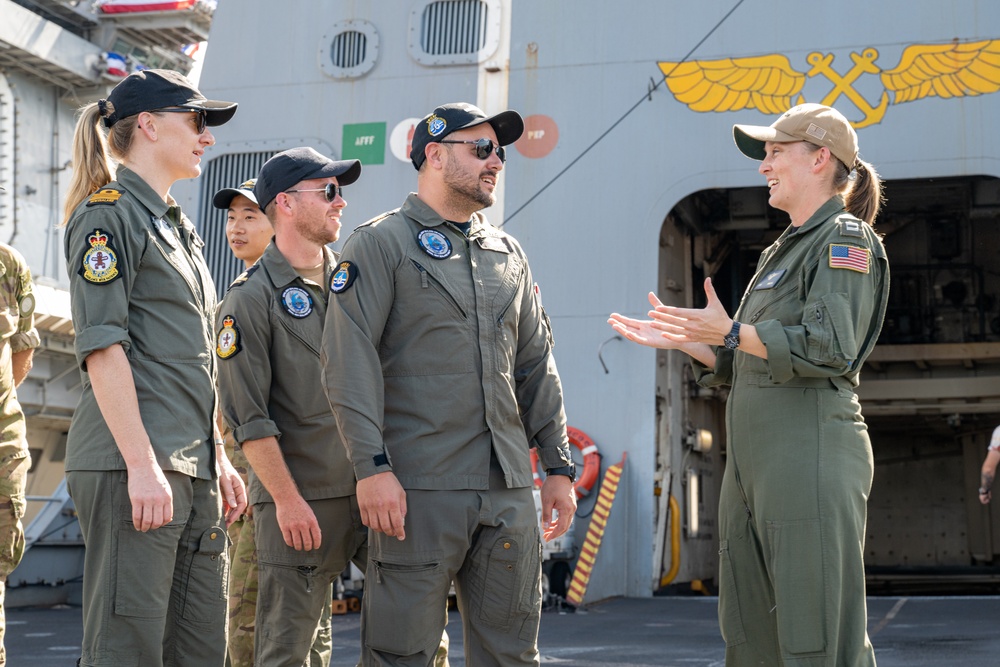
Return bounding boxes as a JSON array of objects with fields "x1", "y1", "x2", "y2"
[
  {"x1": 285, "y1": 182, "x2": 344, "y2": 202},
  {"x1": 154, "y1": 107, "x2": 208, "y2": 134},
  {"x1": 438, "y1": 138, "x2": 506, "y2": 163}
]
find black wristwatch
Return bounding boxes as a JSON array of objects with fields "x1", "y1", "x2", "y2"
[
  {"x1": 723, "y1": 321, "x2": 741, "y2": 350},
  {"x1": 546, "y1": 463, "x2": 577, "y2": 482}
]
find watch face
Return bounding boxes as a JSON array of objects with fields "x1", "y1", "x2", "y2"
[{"x1": 724, "y1": 334, "x2": 739, "y2": 350}]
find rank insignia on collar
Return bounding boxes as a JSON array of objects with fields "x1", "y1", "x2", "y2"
[
  {"x1": 80, "y1": 229, "x2": 122, "y2": 284},
  {"x1": 753, "y1": 268, "x2": 787, "y2": 290},
  {"x1": 330, "y1": 261, "x2": 359, "y2": 294},
  {"x1": 86, "y1": 189, "x2": 122, "y2": 206},
  {"x1": 216, "y1": 315, "x2": 242, "y2": 359},
  {"x1": 282, "y1": 286, "x2": 313, "y2": 318},
  {"x1": 417, "y1": 229, "x2": 452, "y2": 259}
]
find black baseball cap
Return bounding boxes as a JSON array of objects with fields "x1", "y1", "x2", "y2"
[
  {"x1": 101, "y1": 69, "x2": 237, "y2": 128},
  {"x1": 213, "y1": 178, "x2": 259, "y2": 210},
  {"x1": 409, "y1": 103, "x2": 524, "y2": 170},
  {"x1": 253, "y1": 147, "x2": 362, "y2": 210}
]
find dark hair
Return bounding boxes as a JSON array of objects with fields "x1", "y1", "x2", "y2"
[{"x1": 807, "y1": 142, "x2": 885, "y2": 226}]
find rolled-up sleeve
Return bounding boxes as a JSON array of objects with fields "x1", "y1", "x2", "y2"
[
  {"x1": 64, "y1": 209, "x2": 138, "y2": 369},
  {"x1": 215, "y1": 289, "x2": 280, "y2": 445}
]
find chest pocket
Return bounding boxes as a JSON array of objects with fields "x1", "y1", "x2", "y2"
[{"x1": 409, "y1": 259, "x2": 467, "y2": 319}]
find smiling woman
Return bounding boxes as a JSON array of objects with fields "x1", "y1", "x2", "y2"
[
  {"x1": 59, "y1": 69, "x2": 247, "y2": 667},
  {"x1": 609, "y1": 103, "x2": 888, "y2": 666}
]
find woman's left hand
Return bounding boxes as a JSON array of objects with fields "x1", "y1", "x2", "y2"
[{"x1": 650, "y1": 277, "x2": 733, "y2": 345}]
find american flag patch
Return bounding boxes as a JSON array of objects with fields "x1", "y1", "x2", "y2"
[{"x1": 829, "y1": 244, "x2": 869, "y2": 273}]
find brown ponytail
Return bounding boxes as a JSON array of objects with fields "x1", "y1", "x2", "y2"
[
  {"x1": 843, "y1": 158, "x2": 884, "y2": 226},
  {"x1": 62, "y1": 102, "x2": 138, "y2": 225}
]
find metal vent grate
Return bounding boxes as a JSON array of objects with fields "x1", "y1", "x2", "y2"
[
  {"x1": 331, "y1": 30, "x2": 367, "y2": 69},
  {"x1": 409, "y1": 0, "x2": 500, "y2": 66},
  {"x1": 196, "y1": 151, "x2": 273, "y2": 298},
  {"x1": 320, "y1": 20, "x2": 379, "y2": 80},
  {"x1": 420, "y1": 0, "x2": 488, "y2": 55}
]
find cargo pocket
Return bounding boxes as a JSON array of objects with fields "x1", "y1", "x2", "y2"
[
  {"x1": 365, "y1": 560, "x2": 443, "y2": 656},
  {"x1": 518, "y1": 540, "x2": 543, "y2": 642},
  {"x1": 180, "y1": 525, "x2": 230, "y2": 623},
  {"x1": 114, "y1": 521, "x2": 184, "y2": 618},
  {"x1": 477, "y1": 537, "x2": 520, "y2": 632},
  {"x1": 767, "y1": 519, "x2": 826, "y2": 655},
  {"x1": 717, "y1": 539, "x2": 747, "y2": 647}
]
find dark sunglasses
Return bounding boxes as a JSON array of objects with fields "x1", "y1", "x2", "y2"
[
  {"x1": 154, "y1": 107, "x2": 208, "y2": 134},
  {"x1": 438, "y1": 138, "x2": 506, "y2": 163},
  {"x1": 285, "y1": 182, "x2": 344, "y2": 202}
]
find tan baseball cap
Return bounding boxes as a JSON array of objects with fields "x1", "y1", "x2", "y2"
[{"x1": 733, "y1": 103, "x2": 858, "y2": 168}]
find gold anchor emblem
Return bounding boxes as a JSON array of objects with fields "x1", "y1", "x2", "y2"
[{"x1": 657, "y1": 38, "x2": 1000, "y2": 128}]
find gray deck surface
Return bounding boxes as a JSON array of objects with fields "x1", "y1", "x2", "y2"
[{"x1": 8, "y1": 595, "x2": 1000, "y2": 666}]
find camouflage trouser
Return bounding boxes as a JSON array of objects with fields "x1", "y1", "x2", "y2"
[
  {"x1": 226, "y1": 441, "x2": 257, "y2": 667},
  {"x1": 0, "y1": 454, "x2": 29, "y2": 667}
]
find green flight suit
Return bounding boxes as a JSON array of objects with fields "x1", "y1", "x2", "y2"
[
  {"x1": 0, "y1": 243, "x2": 40, "y2": 667},
  {"x1": 322, "y1": 193, "x2": 571, "y2": 666},
  {"x1": 216, "y1": 242, "x2": 365, "y2": 667},
  {"x1": 695, "y1": 196, "x2": 889, "y2": 666},
  {"x1": 63, "y1": 167, "x2": 228, "y2": 667}
]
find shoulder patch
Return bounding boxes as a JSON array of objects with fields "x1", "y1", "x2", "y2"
[
  {"x1": 216, "y1": 315, "x2": 242, "y2": 359},
  {"x1": 330, "y1": 261, "x2": 359, "y2": 294},
  {"x1": 838, "y1": 218, "x2": 864, "y2": 238},
  {"x1": 228, "y1": 264, "x2": 259, "y2": 290},
  {"x1": 18, "y1": 293, "x2": 35, "y2": 317},
  {"x1": 79, "y1": 228, "x2": 122, "y2": 284},
  {"x1": 829, "y1": 244, "x2": 869, "y2": 273},
  {"x1": 86, "y1": 189, "x2": 123, "y2": 206}
]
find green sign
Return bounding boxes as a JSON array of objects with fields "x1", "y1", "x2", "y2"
[{"x1": 342, "y1": 122, "x2": 386, "y2": 164}]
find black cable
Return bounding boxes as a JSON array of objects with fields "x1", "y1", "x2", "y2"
[{"x1": 501, "y1": 0, "x2": 748, "y2": 226}]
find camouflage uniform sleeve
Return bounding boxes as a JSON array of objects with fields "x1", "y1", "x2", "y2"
[
  {"x1": 6, "y1": 246, "x2": 40, "y2": 353},
  {"x1": 510, "y1": 247, "x2": 572, "y2": 470},
  {"x1": 215, "y1": 287, "x2": 280, "y2": 445},
  {"x1": 321, "y1": 227, "x2": 395, "y2": 481},
  {"x1": 756, "y1": 225, "x2": 888, "y2": 383},
  {"x1": 63, "y1": 204, "x2": 141, "y2": 370}
]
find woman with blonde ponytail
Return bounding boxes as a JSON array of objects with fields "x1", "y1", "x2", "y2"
[
  {"x1": 62, "y1": 69, "x2": 246, "y2": 667},
  {"x1": 609, "y1": 103, "x2": 889, "y2": 666}
]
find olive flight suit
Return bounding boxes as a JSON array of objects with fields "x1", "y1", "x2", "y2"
[
  {"x1": 322, "y1": 193, "x2": 572, "y2": 667},
  {"x1": 0, "y1": 244, "x2": 40, "y2": 666},
  {"x1": 216, "y1": 242, "x2": 366, "y2": 667},
  {"x1": 63, "y1": 167, "x2": 228, "y2": 667},
  {"x1": 695, "y1": 196, "x2": 889, "y2": 666}
]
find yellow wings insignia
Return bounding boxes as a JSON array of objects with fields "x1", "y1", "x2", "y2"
[
  {"x1": 658, "y1": 54, "x2": 805, "y2": 114},
  {"x1": 881, "y1": 39, "x2": 1000, "y2": 104}
]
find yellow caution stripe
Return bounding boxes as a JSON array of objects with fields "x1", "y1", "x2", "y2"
[{"x1": 566, "y1": 453, "x2": 627, "y2": 606}]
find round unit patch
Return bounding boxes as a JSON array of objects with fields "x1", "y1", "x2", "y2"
[
  {"x1": 427, "y1": 114, "x2": 447, "y2": 137},
  {"x1": 80, "y1": 229, "x2": 121, "y2": 284},
  {"x1": 281, "y1": 286, "x2": 313, "y2": 318},
  {"x1": 417, "y1": 229, "x2": 452, "y2": 260},
  {"x1": 216, "y1": 315, "x2": 241, "y2": 359},
  {"x1": 18, "y1": 293, "x2": 35, "y2": 317},
  {"x1": 330, "y1": 261, "x2": 359, "y2": 294}
]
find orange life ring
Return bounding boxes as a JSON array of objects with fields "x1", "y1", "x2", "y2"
[{"x1": 530, "y1": 426, "x2": 601, "y2": 498}]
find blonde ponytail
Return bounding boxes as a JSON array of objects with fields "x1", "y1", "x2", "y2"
[{"x1": 62, "y1": 102, "x2": 138, "y2": 225}]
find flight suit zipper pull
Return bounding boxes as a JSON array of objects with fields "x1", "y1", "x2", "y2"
[
  {"x1": 374, "y1": 561, "x2": 383, "y2": 584},
  {"x1": 298, "y1": 565, "x2": 317, "y2": 593},
  {"x1": 413, "y1": 261, "x2": 429, "y2": 288}
]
